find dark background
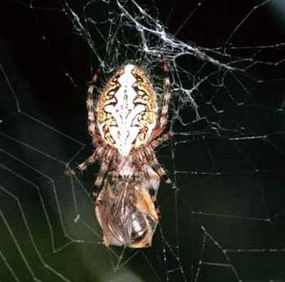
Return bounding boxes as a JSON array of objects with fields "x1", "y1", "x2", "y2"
[{"x1": 0, "y1": 0, "x2": 284, "y2": 281}]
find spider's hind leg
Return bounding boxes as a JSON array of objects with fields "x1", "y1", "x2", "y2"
[{"x1": 144, "y1": 147, "x2": 178, "y2": 192}]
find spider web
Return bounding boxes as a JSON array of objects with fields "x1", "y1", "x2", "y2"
[{"x1": 0, "y1": 0, "x2": 284, "y2": 281}]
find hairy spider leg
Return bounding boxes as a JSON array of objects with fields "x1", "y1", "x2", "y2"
[
  {"x1": 86, "y1": 70, "x2": 101, "y2": 138},
  {"x1": 68, "y1": 70, "x2": 103, "y2": 175},
  {"x1": 94, "y1": 148, "x2": 114, "y2": 188},
  {"x1": 159, "y1": 62, "x2": 171, "y2": 130},
  {"x1": 140, "y1": 165, "x2": 161, "y2": 203},
  {"x1": 65, "y1": 150, "x2": 98, "y2": 175},
  {"x1": 67, "y1": 145, "x2": 105, "y2": 175},
  {"x1": 151, "y1": 132, "x2": 173, "y2": 149},
  {"x1": 143, "y1": 147, "x2": 168, "y2": 181},
  {"x1": 150, "y1": 62, "x2": 171, "y2": 140},
  {"x1": 144, "y1": 146, "x2": 177, "y2": 190},
  {"x1": 76, "y1": 151, "x2": 97, "y2": 173}
]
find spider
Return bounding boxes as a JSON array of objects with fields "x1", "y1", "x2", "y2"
[{"x1": 69, "y1": 62, "x2": 173, "y2": 247}]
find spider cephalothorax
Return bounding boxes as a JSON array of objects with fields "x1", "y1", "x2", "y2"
[{"x1": 71, "y1": 63, "x2": 172, "y2": 247}]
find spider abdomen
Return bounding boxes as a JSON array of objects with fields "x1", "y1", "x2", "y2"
[{"x1": 96, "y1": 64, "x2": 158, "y2": 156}]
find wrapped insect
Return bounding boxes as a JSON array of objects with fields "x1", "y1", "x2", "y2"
[{"x1": 95, "y1": 166, "x2": 160, "y2": 248}]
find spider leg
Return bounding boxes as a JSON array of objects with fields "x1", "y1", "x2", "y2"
[
  {"x1": 150, "y1": 62, "x2": 171, "y2": 140},
  {"x1": 65, "y1": 152, "x2": 97, "y2": 175},
  {"x1": 150, "y1": 132, "x2": 173, "y2": 149},
  {"x1": 77, "y1": 152, "x2": 97, "y2": 172},
  {"x1": 86, "y1": 69, "x2": 100, "y2": 137},
  {"x1": 152, "y1": 156, "x2": 177, "y2": 191},
  {"x1": 90, "y1": 131, "x2": 104, "y2": 148},
  {"x1": 142, "y1": 165, "x2": 161, "y2": 203},
  {"x1": 160, "y1": 61, "x2": 171, "y2": 130},
  {"x1": 144, "y1": 147, "x2": 177, "y2": 190},
  {"x1": 159, "y1": 63, "x2": 171, "y2": 133},
  {"x1": 94, "y1": 148, "x2": 113, "y2": 188}
]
